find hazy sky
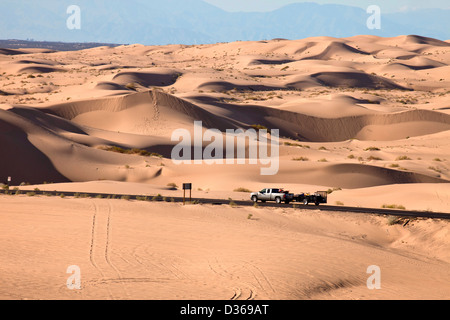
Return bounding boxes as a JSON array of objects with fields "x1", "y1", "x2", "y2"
[{"x1": 204, "y1": 0, "x2": 450, "y2": 13}]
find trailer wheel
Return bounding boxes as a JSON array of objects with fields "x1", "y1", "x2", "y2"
[
  {"x1": 251, "y1": 196, "x2": 258, "y2": 203},
  {"x1": 275, "y1": 197, "x2": 282, "y2": 204},
  {"x1": 303, "y1": 199, "x2": 308, "y2": 205}
]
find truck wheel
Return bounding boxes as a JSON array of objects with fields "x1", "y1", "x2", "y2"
[
  {"x1": 275, "y1": 197, "x2": 282, "y2": 204},
  {"x1": 303, "y1": 199, "x2": 308, "y2": 205},
  {"x1": 251, "y1": 196, "x2": 258, "y2": 203},
  {"x1": 315, "y1": 202, "x2": 320, "y2": 206},
  {"x1": 285, "y1": 201, "x2": 290, "y2": 204}
]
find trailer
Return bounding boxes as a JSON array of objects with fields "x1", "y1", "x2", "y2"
[{"x1": 295, "y1": 191, "x2": 328, "y2": 206}]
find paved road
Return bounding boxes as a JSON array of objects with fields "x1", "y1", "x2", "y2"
[{"x1": 2, "y1": 188, "x2": 450, "y2": 220}]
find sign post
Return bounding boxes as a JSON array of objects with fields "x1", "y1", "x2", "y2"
[
  {"x1": 183, "y1": 183, "x2": 192, "y2": 205},
  {"x1": 7, "y1": 176, "x2": 11, "y2": 188}
]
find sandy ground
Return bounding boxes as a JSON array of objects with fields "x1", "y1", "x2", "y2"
[
  {"x1": 0, "y1": 194, "x2": 449, "y2": 300},
  {"x1": 1, "y1": 35, "x2": 450, "y2": 300}
]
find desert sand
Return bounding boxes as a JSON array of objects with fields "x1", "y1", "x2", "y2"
[
  {"x1": 0, "y1": 35, "x2": 450, "y2": 299},
  {"x1": 0, "y1": 195, "x2": 449, "y2": 300}
]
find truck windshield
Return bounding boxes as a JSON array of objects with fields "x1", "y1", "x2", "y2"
[{"x1": 260, "y1": 189, "x2": 266, "y2": 193}]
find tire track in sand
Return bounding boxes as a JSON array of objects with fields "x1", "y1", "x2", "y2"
[{"x1": 89, "y1": 200, "x2": 130, "y2": 299}]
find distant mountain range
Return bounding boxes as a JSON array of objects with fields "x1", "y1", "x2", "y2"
[{"x1": 1, "y1": 0, "x2": 449, "y2": 45}]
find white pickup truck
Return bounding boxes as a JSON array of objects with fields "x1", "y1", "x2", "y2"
[{"x1": 250, "y1": 188, "x2": 294, "y2": 204}]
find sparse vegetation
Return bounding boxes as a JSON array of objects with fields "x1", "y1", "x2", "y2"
[
  {"x1": 234, "y1": 187, "x2": 251, "y2": 193},
  {"x1": 99, "y1": 146, "x2": 163, "y2": 158},
  {"x1": 125, "y1": 82, "x2": 137, "y2": 90},
  {"x1": 335, "y1": 201, "x2": 345, "y2": 206},
  {"x1": 284, "y1": 142, "x2": 310, "y2": 149},
  {"x1": 228, "y1": 198, "x2": 237, "y2": 207},
  {"x1": 396, "y1": 156, "x2": 411, "y2": 161},
  {"x1": 364, "y1": 147, "x2": 380, "y2": 151},
  {"x1": 250, "y1": 124, "x2": 268, "y2": 131},
  {"x1": 167, "y1": 183, "x2": 178, "y2": 189},
  {"x1": 327, "y1": 187, "x2": 342, "y2": 194},
  {"x1": 382, "y1": 204, "x2": 406, "y2": 210},
  {"x1": 429, "y1": 166, "x2": 442, "y2": 174},
  {"x1": 292, "y1": 157, "x2": 309, "y2": 161}
]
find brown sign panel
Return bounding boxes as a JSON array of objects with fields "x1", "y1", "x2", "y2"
[{"x1": 183, "y1": 183, "x2": 192, "y2": 190}]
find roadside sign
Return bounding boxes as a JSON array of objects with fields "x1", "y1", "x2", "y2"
[
  {"x1": 183, "y1": 183, "x2": 192, "y2": 205},
  {"x1": 183, "y1": 183, "x2": 192, "y2": 190}
]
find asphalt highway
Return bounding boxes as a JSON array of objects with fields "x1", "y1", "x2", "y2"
[{"x1": 1, "y1": 189, "x2": 450, "y2": 220}]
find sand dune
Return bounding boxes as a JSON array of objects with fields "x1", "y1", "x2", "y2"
[
  {"x1": 403, "y1": 35, "x2": 450, "y2": 47},
  {"x1": 0, "y1": 35, "x2": 450, "y2": 300},
  {"x1": 0, "y1": 48, "x2": 26, "y2": 55},
  {"x1": 310, "y1": 71, "x2": 408, "y2": 90},
  {"x1": 302, "y1": 41, "x2": 370, "y2": 60},
  {"x1": 0, "y1": 34, "x2": 449, "y2": 205},
  {"x1": 112, "y1": 69, "x2": 182, "y2": 88},
  {"x1": 18, "y1": 65, "x2": 66, "y2": 74}
]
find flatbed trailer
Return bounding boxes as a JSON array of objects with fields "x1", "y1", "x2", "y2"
[{"x1": 294, "y1": 191, "x2": 328, "y2": 206}]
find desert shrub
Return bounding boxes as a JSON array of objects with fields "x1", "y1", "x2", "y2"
[
  {"x1": 396, "y1": 156, "x2": 411, "y2": 161},
  {"x1": 367, "y1": 156, "x2": 383, "y2": 161},
  {"x1": 250, "y1": 124, "x2": 268, "y2": 131},
  {"x1": 100, "y1": 146, "x2": 162, "y2": 158},
  {"x1": 364, "y1": 147, "x2": 380, "y2": 151},
  {"x1": 234, "y1": 187, "x2": 251, "y2": 193},
  {"x1": 125, "y1": 82, "x2": 137, "y2": 90},
  {"x1": 284, "y1": 142, "x2": 310, "y2": 149},
  {"x1": 382, "y1": 204, "x2": 406, "y2": 210},
  {"x1": 429, "y1": 166, "x2": 442, "y2": 173},
  {"x1": 292, "y1": 157, "x2": 309, "y2": 161}
]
